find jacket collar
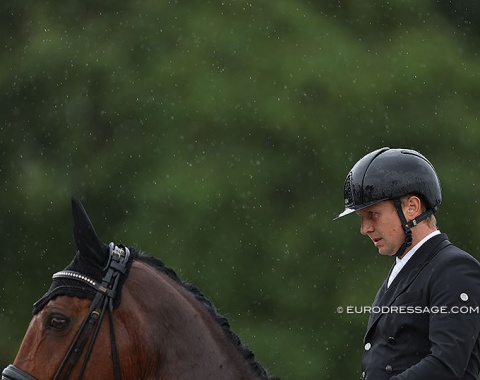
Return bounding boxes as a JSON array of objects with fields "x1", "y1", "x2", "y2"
[{"x1": 364, "y1": 233, "x2": 451, "y2": 340}]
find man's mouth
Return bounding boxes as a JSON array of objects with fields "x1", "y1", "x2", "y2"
[{"x1": 372, "y1": 238, "x2": 382, "y2": 247}]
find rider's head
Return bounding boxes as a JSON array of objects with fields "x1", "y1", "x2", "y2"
[{"x1": 335, "y1": 147, "x2": 442, "y2": 256}]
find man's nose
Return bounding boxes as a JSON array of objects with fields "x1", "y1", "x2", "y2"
[{"x1": 360, "y1": 218, "x2": 373, "y2": 235}]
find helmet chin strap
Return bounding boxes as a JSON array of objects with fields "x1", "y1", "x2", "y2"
[{"x1": 393, "y1": 199, "x2": 437, "y2": 258}]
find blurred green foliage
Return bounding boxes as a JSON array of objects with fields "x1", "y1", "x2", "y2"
[{"x1": 1, "y1": 1, "x2": 480, "y2": 378}]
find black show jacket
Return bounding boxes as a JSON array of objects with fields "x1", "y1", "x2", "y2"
[{"x1": 361, "y1": 233, "x2": 480, "y2": 379}]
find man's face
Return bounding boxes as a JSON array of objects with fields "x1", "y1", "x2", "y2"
[{"x1": 356, "y1": 200, "x2": 405, "y2": 256}]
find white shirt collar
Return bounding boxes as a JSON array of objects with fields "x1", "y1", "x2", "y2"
[
  {"x1": 395, "y1": 230, "x2": 441, "y2": 265},
  {"x1": 388, "y1": 230, "x2": 440, "y2": 287}
]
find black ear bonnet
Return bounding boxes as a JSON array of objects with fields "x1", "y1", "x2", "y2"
[{"x1": 32, "y1": 198, "x2": 135, "y2": 315}]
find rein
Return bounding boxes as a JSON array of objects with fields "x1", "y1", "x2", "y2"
[{"x1": 3, "y1": 243, "x2": 130, "y2": 380}]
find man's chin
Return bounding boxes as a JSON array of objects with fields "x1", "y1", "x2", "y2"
[{"x1": 378, "y1": 248, "x2": 397, "y2": 257}]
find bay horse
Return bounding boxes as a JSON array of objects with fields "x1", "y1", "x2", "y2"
[{"x1": 2, "y1": 198, "x2": 278, "y2": 380}]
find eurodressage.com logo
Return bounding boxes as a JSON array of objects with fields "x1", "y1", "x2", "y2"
[{"x1": 336, "y1": 305, "x2": 480, "y2": 315}]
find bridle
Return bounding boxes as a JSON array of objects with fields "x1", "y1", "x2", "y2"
[{"x1": 2, "y1": 243, "x2": 130, "y2": 380}]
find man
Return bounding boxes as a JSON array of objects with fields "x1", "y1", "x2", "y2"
[{"x1": 335, "y1": 147, "x2": 480, "y2": 379}]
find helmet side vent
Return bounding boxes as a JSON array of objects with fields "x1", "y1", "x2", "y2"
[{"x1": 344, "y1": 171, "x2": 353, "y2": 207}]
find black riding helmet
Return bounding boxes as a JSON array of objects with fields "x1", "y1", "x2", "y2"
[{"x1": 335, "y1": 147, "x2": 442, "y2": 256}]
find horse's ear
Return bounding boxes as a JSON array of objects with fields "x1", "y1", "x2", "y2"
[{"x1": 71, "y1": 197, "x2": 109, "y2": 268}]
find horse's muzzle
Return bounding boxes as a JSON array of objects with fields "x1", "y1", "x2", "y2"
[{"x1": 2, "y1": 365, "x2": 38, "y2": 380}]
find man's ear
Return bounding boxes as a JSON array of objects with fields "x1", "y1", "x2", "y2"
[{"x1": 404, "y1": 195, "x2": 422, "y2": 219}]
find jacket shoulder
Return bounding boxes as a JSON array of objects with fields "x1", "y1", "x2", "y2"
[{"x1": 433, "y1": 243, "x2": 480, "y2": 267}]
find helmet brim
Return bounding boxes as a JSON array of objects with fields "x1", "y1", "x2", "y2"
[
  {"x1": 334, "y1": 198, "x2": 389, "y2": 220},
  {"x1": 333, "y1": 207, "x2": 357, "y2": 220}
]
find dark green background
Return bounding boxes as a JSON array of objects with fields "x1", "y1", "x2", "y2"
[{"x1": 1, "y1": 1, "x2": 480, "y2": 378}]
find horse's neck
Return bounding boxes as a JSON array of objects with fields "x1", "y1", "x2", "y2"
[{"x1": 122, "y1": 261, "x2": 259, "y2": 380}]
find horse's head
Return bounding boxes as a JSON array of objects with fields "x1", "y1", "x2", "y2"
[
  {"x1": 2, "y1": 199, "x2": 277, "y2": 380},
  {"x1": 2, "y1": 198, "x2": 136, "y2": 380}
]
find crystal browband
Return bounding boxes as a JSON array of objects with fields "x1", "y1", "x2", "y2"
[
  {"x1": 52, "y1": 270, "x2": 112, "y2": 296},
  {"x1": 52, "y1": 243, "x2": 130, "y2": 299}
]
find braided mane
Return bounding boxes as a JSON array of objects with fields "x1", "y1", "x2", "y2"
[{"x1": 135, "y1": 251, "x2": 278, "y2": 380}]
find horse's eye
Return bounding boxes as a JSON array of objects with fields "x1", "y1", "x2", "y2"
[{"x1": 47, "y1": 314, "x2": 70, "y2": 331}]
